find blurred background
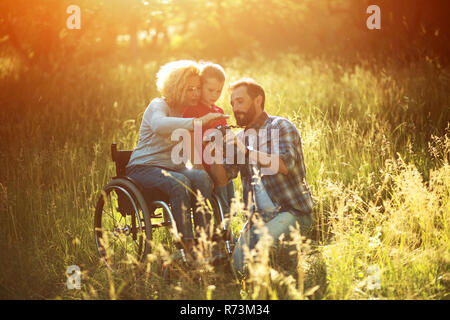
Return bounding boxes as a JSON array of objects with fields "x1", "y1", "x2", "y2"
[
  {"x1": 1, "y1": 0, "x2": 449, "y2": 133},
  {"x1": 0, "y1": 1, "x2": 449, "y2": 299},
  {"x1": 1, "y1": 0, "x2": 450, "y2": 72}
]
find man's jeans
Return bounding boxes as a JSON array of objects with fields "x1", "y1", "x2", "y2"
[
  {"x1": 126, "y1": 165, "x2": 213, "y2": 241},
  {"x1": 232, "y1": 176, "x2": 313, "y2": 275}
]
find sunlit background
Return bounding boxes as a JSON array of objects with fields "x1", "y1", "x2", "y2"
[
  {"x1": 1, "y1": 1, "x2": 449, "y2": 70},
  {"x1": 0, "y1": 1, "x2": 449, "y2": 300}
]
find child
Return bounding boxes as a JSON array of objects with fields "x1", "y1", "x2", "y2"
[{"x1": 182, "y1": 62, "x2": 235, "y2": 220}]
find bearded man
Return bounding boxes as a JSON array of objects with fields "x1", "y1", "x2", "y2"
[{"x1": 211, "y1": 78, "x2": 314, "y2": 275}]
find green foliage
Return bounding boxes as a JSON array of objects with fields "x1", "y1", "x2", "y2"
[
  {"x1": 1, "y1": 0, "x2": 449, "y2": 73},
  {"x1": 0, "y1": 52, "x2": 449, "y2": 299}
]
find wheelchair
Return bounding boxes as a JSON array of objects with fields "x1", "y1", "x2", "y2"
[{"x1": 94, "y1": 143, "x2": 233, "y2": 272}]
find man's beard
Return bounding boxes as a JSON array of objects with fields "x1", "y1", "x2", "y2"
[{"x1": 234, "y1": 102, "x2": 256, "y2": 127}]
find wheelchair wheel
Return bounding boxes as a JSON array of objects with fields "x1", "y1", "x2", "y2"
[
  {"x1": 210, "y1": 195, "x2": 234, "y2": 255},
  {"x1": 149, "y1": 201, "x2": 182, "y2": 253},
  {"x1": 94, "y1": 178, "x2": 152, "y2": 271}
]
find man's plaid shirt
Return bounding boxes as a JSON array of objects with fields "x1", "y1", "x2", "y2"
[{"x1": 224, "y1": 111, "x2": 314, "y2": 217}]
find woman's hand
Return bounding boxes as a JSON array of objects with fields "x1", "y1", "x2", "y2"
[{"x1": 196, "y1": 113, "x2": 229, "y2": 127}]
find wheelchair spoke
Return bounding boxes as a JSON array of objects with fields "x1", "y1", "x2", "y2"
[{"x1": 107, "y1": 193, "x2": 117, "y2": 228}]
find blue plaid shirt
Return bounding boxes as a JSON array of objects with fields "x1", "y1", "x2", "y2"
[{"x1": 224, "y1": 112, "x2": 314, "y2": 217}]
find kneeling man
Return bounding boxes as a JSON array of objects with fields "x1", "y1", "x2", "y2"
[{"x1": 210, "y1": 78, "x2": 314, "y2": 275}]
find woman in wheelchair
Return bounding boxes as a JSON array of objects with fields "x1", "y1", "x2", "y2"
[{"x1": 125, "y1": 60, "x2": 228, "y2": 259}]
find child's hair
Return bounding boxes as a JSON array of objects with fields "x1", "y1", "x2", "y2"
[{"x1": 199, "y1": 62, "x2": 226, "y2": 83}]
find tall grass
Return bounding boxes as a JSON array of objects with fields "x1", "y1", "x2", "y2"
[{"x1": 0, "y1": 52, "x2": 448, "y2": 299}]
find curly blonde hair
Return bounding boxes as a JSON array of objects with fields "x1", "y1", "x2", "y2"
[{"x1": 156, "y1": 60, "x2": 201, "y2": 108}]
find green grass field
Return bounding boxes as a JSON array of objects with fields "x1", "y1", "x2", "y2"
[{"x1": 0, "y1": 53, "x2": 449, "y2": 299}]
